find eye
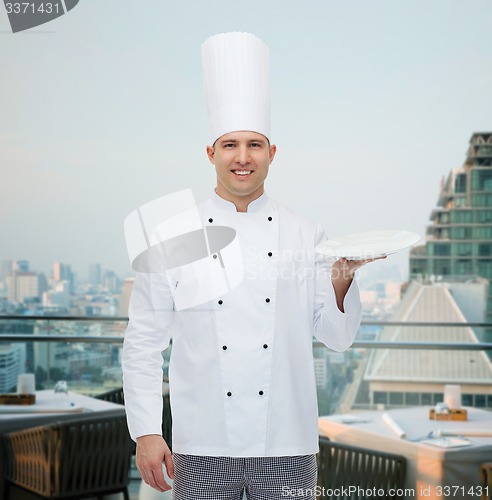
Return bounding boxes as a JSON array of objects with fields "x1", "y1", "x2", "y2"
[
  {"x1": 224, "y1": 143, "x2": 235, "y2": 148},
  {"x1": 250, "y1": 142, "x2": 262, "y2": 148}
]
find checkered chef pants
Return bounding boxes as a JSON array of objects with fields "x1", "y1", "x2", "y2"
[{"x1": 172, "y1": 453, "x2": 317, "y2": 500}]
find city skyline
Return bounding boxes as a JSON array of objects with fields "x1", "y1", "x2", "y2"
[{"x1": 2, "y1": 1, "x2": 492, "y2": 280}]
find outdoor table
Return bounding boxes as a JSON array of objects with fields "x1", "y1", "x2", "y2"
[{"x1": 318, "y1": 406, "x2": 492, "y2": 499}]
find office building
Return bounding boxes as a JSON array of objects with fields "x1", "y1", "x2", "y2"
[
  {"x1": 363, "y1": 281, "x2": 492, "y2": 409},
  {"x1": 0, "y1": 344, "x2": 26, "y2": 393},
  {"x1": 89, "y1": 263, "x2": 102, "y2": 286},
  {"x1": 1, "y1": 259, "x2": 13, "y2": 282},
  {"x1": 7, "y1": 272, "x2": 40, "y2": 303},
  {"x1": 103, "y1": 270, "x2": 119, "y2": 293},
  {"x1": 53, "y1": 262, "x2": 74, "y2": 289},
  {"x1": 12, "y1": 260, "x2": 29, "y2": 272},
  {"x1": 43, "y1": 280, "x2": 71, "y2": 310},
  {"x1": 410, "y1": 132, "x2": 492, "y2": 330},
  {"x1": 313, "y1": 348, "x2": 328, "y2": 388},
  {"x1": 119, "y1": 278, "x2": 134, "y2": 317}
]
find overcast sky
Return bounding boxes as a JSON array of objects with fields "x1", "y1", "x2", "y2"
[{"x1": 1, "y1": 0, "x2": 491, "y2": 282}]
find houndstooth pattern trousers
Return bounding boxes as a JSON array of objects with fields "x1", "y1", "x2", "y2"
[{"x1": 171, "y1": 453, "x2": 317, "y2": 500}]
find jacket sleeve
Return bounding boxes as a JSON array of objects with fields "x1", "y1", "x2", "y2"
[
  {"x1": 122, "y1": 271, "x2": 174, "y2": 441},
  {"x1": 312, "y1": 224, "x2": 362, "y2": 352}
]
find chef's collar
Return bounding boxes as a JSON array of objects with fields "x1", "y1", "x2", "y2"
[{"x1": 212, "y1": 190, "x2": 270, "y2": 213}]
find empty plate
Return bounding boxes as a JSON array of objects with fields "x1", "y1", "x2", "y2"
[{"x1": 315, "y1": 230, "x2": 421, "y2": 260}]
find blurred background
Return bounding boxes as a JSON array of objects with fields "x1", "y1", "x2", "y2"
[{"x1": 1, "y1": 0, "x2": 491, "y2": 409}]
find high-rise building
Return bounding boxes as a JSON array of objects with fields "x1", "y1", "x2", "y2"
[
  {"x1": 409, "y1": 132, "x2": 492, "y2": 327},
  {"x1": 43, "y1": 280, "x2": 71, "y2": 310},
  {"x1": 0, "y1": 344, "x2": 26, "y2": 392},
  {"x1": 53, "y1": 262, "x2": 71, "y2": 281},
  {"x1": 119, "y1": 278, "x2": 134, "y2": 317},
  {"x1": 1, "y1": 259, "x2": 13, "y2": 282},
  {"x1": 12, "y1": 260, "x2": 29, "y2": 272},
  {"x1": 103, "y1": 270, "x2": 120, "y2": 293},
  {"x1": 89, "y1": 263, "x2": 102, "y2": 286},
  {"x1": 313, "y1": 348, "x2": 328, "y2": 388},
  {"x1": 6, "y1": 270, "x2": 48, "y2": 305},
  {"x1": 53, "y1": 262, "x2": 74, "y2": 291},
  {"x1": 7, "y1": 272, "x2": 40, "y2": 303}
]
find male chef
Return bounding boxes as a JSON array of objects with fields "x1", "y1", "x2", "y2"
[{"x1": 123, "y1": 32, "x2": 374, "y2": 499}]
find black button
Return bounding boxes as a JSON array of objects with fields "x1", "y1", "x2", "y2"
[
  {"x1": 268, "y1": 252, "x2": 273, "y2": 257},
  {"x1": 268, "y1": 216, "x2": 272, "y2": 221},
  {"x1": 227, "y1": 391, "x2": 232, "y2": 397},
  {"x1": 265, "y1": 298, "x2": 270, "y2": 303},
  {"x1": 263, "y1": 344, "x2": 268, "y2": 349},
  {"x1": 259, "y1": 390, "x2": 264, "y2": 396},
  {"x1": 218, "y1": 300, "x2": 223, "y2": 305},
  {"x1": 208, "y1": 218, "x2": 213, "y2": 223},
  {"x1": 222, "y1": 345, "x2": 227, "y2": 350},
  {"x1": 213, "y1": 254, "x2": 217, "y2": 259}
]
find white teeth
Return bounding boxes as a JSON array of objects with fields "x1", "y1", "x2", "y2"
[{"x1": 234, "y1": 170, "x2": 251, "y2": 175}]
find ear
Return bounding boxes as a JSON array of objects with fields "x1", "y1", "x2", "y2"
[
  {"x1": 206, "y1": 145, "x2": 215, "y2": 164},
  {"x1": 269, "y1": 144, "x2": 277, "y2": 164}
]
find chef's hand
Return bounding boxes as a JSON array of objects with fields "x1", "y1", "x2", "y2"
[
  {"x1": 331, "y1": 256, "x2": 387, "y2": 312},
  {"x1": 136, "y1": 434, "x2": 174, "y2": 492},
  {"x1": 332, "y1": 256, "x2": 387, "y2": 280}
]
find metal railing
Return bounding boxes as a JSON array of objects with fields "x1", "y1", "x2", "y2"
[
  {"x1": 1, "y1": 315, "x2": 491, "y2": 350},
  {"x1": 1, "y1": 315, "x2": 491, "y2": 414}
]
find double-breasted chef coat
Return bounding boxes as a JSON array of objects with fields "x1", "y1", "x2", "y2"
[{"x1": 122, "y1": 191, "x2": 362, "y2": 457}]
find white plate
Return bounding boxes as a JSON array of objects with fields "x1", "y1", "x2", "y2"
[{"x1": 315, "y1": 230, "x2": 421, "y2": 260}]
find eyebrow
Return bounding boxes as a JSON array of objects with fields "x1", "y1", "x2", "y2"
[{"x1": 219, "y1": 138, "x2": 266, "y2": 145}]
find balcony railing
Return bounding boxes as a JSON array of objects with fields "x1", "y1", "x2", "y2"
[{"x1": 1, "y1": 315, "x2": 491, "y2": 413}]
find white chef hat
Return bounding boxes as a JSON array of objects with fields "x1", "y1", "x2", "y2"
[{"x1": 201, "y1": 32, "x2": 271, "y2": 145}]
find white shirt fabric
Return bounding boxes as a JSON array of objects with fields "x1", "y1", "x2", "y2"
[{"x1": 122, "y1": 191, "x2": 362, "y2": 457}]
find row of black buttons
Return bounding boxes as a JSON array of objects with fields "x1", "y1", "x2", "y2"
[
  {"x1": 208, "y1": 217, "x2": 274, "y2": 223},
  {"x1": 213, "y1": 252, "x2": 272, "y2": 259},
  {"x1": 227, "y1": 391, "x2": 264, "y2": 397},
  {"x1": 218, "y1": 298, "x2": 271, "y2": 305},
  {"x1": 222, "y1": 344, "x2": 269, "y2": 350}
]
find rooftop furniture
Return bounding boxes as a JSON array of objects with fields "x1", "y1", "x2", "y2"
[
  {"x1": 481, "y1": 462, "x2": 492, "y2": 500},
  {"x1": 95, "y1": 387, "x2": 125, "y2": 406},
  {"x1": 161, "y1": 393, "x2": 172, "y2": 451},
  {"x1": 319, "y1": 407, "x2": 492, "y2": 498},
  {"x1": 318, "y1": 437, "x2": 406, "y2": 499},
  {"x1": 2, "y1": 412, "x2": 133, "y2": 499}
]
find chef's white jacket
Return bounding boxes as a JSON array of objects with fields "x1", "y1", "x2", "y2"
[{"x1": 122, "y1": 191, "x2": 362, "y2": 457}]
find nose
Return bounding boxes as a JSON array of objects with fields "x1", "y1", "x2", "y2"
[{"x1": 235, "y1": 145, "x2": 250, "y2": 165}]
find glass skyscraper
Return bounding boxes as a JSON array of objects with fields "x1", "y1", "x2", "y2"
[{"x1": 409, "y1": 132, "x2": 492, "y2": 328}]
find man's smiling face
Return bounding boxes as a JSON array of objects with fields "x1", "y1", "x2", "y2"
[{"x1": 206, "y1": 131, "x2": 277, "y2": 211}]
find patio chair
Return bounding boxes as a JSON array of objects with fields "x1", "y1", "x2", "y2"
[
  {"x1": 2, "y1": 412, "x2": 133, "y2": 499},
  {"x1": 481, "y1": 462, "x2": 492, "y2": 500},
  {"x1": 317, "y1": 437, "x2": 406, "y2": 499},
  {"x1": 95, "y1": 387, "x2": 125, "y2": 405},
  {"x1": 162, "y1": 393, "x2": 172, "y2": 451}
]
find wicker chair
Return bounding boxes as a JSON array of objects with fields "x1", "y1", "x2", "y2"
[
  {"x1": 2, "y1": 413, "x2": 133, "y2": 499},
  {"x1": 481, "y1": 462, "x2": 492, "y2": 500},
  {"x1": 95, "y1": 387, "x2": 125, "y2": 406},
  {"x1": 317, "y1": 437, "x2": 406, "y2": 499},
  {"x1": 162, "y1": 393, "x2": 172, "y2": 452}
]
